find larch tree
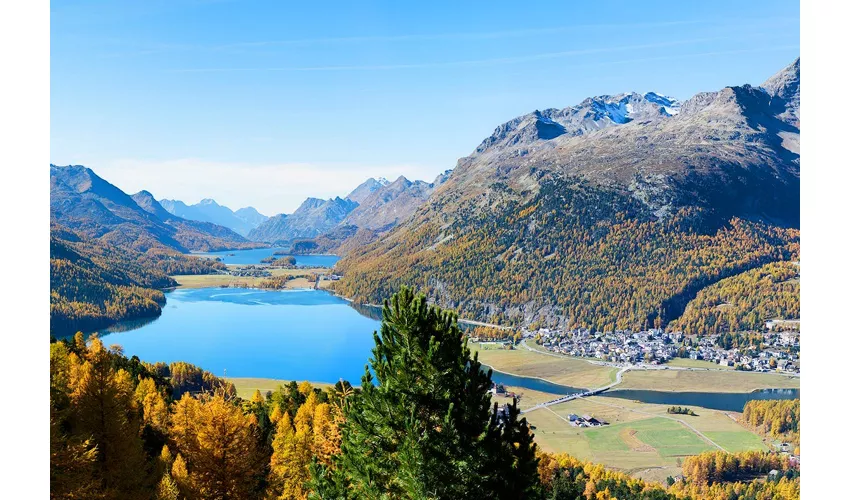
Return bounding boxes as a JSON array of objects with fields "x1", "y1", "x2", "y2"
[
  {"x1": 69, "y1": 336, "x2": 148, "y2": 498},
  {"x1": 168, "y1": 394, "x2": 259, "y2": 499}
]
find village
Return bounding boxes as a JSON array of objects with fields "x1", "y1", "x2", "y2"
[{"x1": 522, "y1": 326, "x2": 800, "y2": 374}]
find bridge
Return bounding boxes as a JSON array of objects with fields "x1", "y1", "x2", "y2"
[{"x1": 520, "y1": 366, "x2": 627, "y2": 414}]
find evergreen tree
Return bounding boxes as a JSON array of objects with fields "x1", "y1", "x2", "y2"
[{"x1": 318, "y1": 287, "x2": 539, "y2": 499}]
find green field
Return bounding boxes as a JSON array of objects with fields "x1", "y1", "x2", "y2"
[
  {"x1": 470, "y1": 343, "x2": 619, "y2": 389},
  {"x1": 524, "y1": 395, "x2": 769, "y2": 482}
]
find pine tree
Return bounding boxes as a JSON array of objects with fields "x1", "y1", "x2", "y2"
[{"x1": 318, "y1": 287, "x2": 540, "y2": 499}]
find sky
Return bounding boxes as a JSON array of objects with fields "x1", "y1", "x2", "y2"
[{"x1": 50, "y1": 0, "x2": 800, "y2": 215}]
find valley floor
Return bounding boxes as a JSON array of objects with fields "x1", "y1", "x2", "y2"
[
  {"x1": 513, "y1": 392, "x2": 770, "y2": 483},
  {"x1": 172, "y1": 266, "x2": 331, "y2": 290}
]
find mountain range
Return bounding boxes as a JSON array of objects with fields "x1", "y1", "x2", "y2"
[
  {"x1": 50, "y1": 165, "x2": 257, "y2": 253},
  {"x1": 246, "y1": 172, "x2": 448, "y2": 244},
  {"x1": 330, "y1": 59, "x2": 801, "y2": 329},
  {"x1": 159, "y1": 198, "x2": 268, "y2": 237}
]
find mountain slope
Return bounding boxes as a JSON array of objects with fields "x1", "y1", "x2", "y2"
[
  {"x1": 160, "y1": 198, "x2": 268, "y2": 236},
  {"x1": 50, "y1": 165, "x2": 254, "y2": 253},
  {"x1": 331, "y1": 60, "x2": 800, "y2": 330},
  {"x1": 248, "y1": 196, "x2": 359, "y2": 243}
]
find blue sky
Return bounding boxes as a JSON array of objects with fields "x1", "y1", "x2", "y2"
[{"x1": 50, "y1": 0, "x2": 800, "y2": 215}]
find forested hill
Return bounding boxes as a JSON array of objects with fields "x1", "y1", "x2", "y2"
[
  {"x1": 50, "y1": 223, "x2": 225, "y2": 337},
  {"x1": 50, "y1": 164, "x2": 261, "y2": 253},
  {"x1": 331, "y1": 59, "x2": 800, "y2": 331}
]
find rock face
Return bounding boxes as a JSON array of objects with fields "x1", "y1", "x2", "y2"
[
  {"x1": 473, "y1": 92, "x2": 680, "y2": 156},
  {"x1": 50, "y1": 165, "x2": 252, "y2": 252},
  {"x1": 160, "y1": 198, "x2": 268, "y2": 237},
  {"x1": 434, "y1": 60, "x2": 800, "y2": 227},
  {"x1": 248, "y1": 196, "x2": 359, "y2": 243}
]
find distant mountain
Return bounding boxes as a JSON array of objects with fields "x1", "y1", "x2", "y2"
[
  {"x1": 50, "y1": 165, "x2": 255, "y2": 253},
  {"x1": 345, "y1": 177, "x2": 390, "y2": 204},
  {"x1": 342, "y1": 176, "x2": 436, "y2": 231},
  {"x1": 331, "y1": 59, "x2": 801, "y2": 330},
  {"x1": 248, "y1": 196, "x2": 359, "y2": 243},
  {"x1": 159, "y1": 198, "x2": 268, "y2": 236}
]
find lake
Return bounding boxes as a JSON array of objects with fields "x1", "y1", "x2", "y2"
[
  {"x1": 195, "y1": 247, "x2": 340, "y2": 267},
  {"x1": 100, "y1": 287, "x2": 798, "y2": 411},
  {"x1": 100, "y1": 288, "x2": 378, "y2": 383}
]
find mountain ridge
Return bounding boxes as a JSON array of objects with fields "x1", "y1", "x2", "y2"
[{"x1": 330, "y1": 59, "x2": 801, "y2": 330}]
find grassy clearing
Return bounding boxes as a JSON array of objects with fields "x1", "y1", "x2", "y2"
[
  {"x1": 227, "y1": 377, "x2": 336, "y2": 399},
  {"x1": 470, "y1": 343, "x2": 619, "y2": 389},
  {"x1": 172, "y1": 267, "x2": 330, "y2": 290},
  {"x1": 525, "y1": 395, "x2": 768, "y2": 482},
  {"x1": 617, "y1": 369, "x2": 800, "y2": 393},
  {"x1": 665, "y1": 358, "x2": 735, "y2": 370}
]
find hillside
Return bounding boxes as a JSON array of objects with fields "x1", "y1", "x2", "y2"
[
  {"x1": 331, "y1": 60, "x2": 801, "y2": 330},
  {"x1": 160, "y1": 198, "x2": 268, "y2": 236},
  {"x1": 50, "y1": 165, "x2": 257, "y2": 253},
  {"x1": 49, "y1": 222, "x2": 227, "y2": 337},
  {"x1": 673, "y1": 261, "x2": 800, "y2": 335}
]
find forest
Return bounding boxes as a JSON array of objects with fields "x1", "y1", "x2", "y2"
[
  {"x1": 332, "y1": 177, "x2": 799, "y2": 333},
  {"x1": 742, "y1": 399, "x2": 800, "y2": 450},
  {"x1": 50, "y1": 223, "x2": 225, "y2": 337},
  {"x1": 51, "y1": 289, "x2": 800, "y2": 499},
  {"x1": 673, "y1": 261, "x2": 800, "y2": 335}
]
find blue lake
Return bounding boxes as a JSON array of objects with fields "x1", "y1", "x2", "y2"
[
  {"x1": 99, "y1": 287, "x2": 799, "y2": 411},
  {"x1": 195, "y1": 247, "x2": 340, "y2": 267},
  {"x1": 100, "y1": 288, "x2": 378, "y2": 383}
]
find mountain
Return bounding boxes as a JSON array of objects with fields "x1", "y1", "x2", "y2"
[
  {"x1": 345, "y1": 177, "x2": 390, "y2": 204},
  {"x1": 761, "y1": 57, "x2": 800, "y2": 131},
  {"x1": 50, "y1": 165, "x2": 255, "y2": 253},
  {"x1": 248, "y1": 196, "x2": 359, "y2": 243},
  {"x1": 342, "y1": 176, "x2": 436, "y2": 231},
  {"x1": 331, "y1": 60, "x2": 801, "y2": 330},
  {"x1": 159, "y1": 198, "x2": 269, "y2": 236}
]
